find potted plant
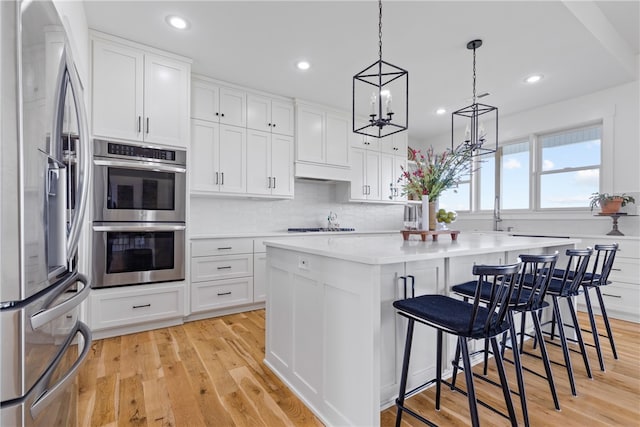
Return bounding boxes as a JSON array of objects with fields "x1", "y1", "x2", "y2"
[{"x1": 589, "y1": 192, "x2": 635, "y2": 214}]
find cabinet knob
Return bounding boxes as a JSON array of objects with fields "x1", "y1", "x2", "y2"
[
  {"x1": 221, "y1": 113, "x2": 225, "y2": 117},
  {"x1": 268, "y1": 123, "x2": 272, "y2": 127},
  {"x1": 272, "y1": 123, "x2": 276, "y2": 127},
  {"x1": 215, "y1": 112, "x2": 219, "y2": 116}
]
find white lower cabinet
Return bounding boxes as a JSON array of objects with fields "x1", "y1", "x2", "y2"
[
  {"x1": 191, "y1": 238, "x2": 254, "y2": 313},
  {"x1": 89, "y1": 282, "x2": 185, "y2": 332},
  {"x1": 253, "y1": 252, "x2": 267, "y2": 303},
  {"x1": 380, "y1": 259, "x2": 444, "y2": 405},
  {"x1": 192, "y1": 277, "x2": 253, "y2": 312},
  {"x1": 576, "y1": 237, "x2": 640, "y2": 322}
]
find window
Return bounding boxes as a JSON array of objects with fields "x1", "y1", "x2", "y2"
[
  {"x1": 501, "y1": 141, "x2": 530, "y2": 210},
  {"x1": 538, "y1": 125, "x2": 601, "y2": 209},
  {"x1": 439, "y1": 180, "x2": 470, "y2": 211},
  {"x1": 479, "y1": 154, "x2": 496, "y2": 211}
]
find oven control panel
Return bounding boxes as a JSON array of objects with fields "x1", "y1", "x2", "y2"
[{"x1": 107, "y1": 143, "x2": 176, "y2": 161}]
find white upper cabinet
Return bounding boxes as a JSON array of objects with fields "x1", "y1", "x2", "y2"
[
  {"x1": 191, "y1": 119, "x2": 246, "y2": 194},
  {"x1": 296, "y1": 103, "x2": 325, "y2": 164},
  {"x1": 351, "y1": 148, "x2": 381, "y2": 201},
  {"x1": 247, "y1": 94, "x2": 294, "y2": 136},
  {"x1": 380, "y1": 153, "x2": 407, "y2": 202},
  {"x1": 91, "y1": 35, "x2": 190, "y2": 147},
  {"x1": 295, "y1": 100, "x2": 350, "y2": 180},
  {"x1": 380, "y1": 131, "x2": 408, "y2": 156},
  {"x1": 191, "y1": 78, "x2": 246, "y2": 127},
  {"x1": 246, "y1": 130, "x2": 293, "y2": 197}
]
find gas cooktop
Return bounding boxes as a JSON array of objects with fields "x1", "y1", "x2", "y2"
[{"x1": 287, "y1": 227, "x2": 356, "y2": 233}]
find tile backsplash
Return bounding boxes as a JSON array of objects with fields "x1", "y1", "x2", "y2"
[{"x1": 190, "y1": 181, "x2": 406, "y2": 235}]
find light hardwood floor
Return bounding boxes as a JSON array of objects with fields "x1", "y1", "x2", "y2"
[{"x1": 78, "y1": 310, "x2": 640, "y2": 426}]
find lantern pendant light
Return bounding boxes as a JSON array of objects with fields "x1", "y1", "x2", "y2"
[
  {"x1": 353, "y1": 0, "x2": 408, "y2": 139},
  {"x1": 451, "y1": 39, "x2": 498, "y2": 155}
]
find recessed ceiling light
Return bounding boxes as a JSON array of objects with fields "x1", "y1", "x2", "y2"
[
  {"x1": 166, "y1": 15, "x2": 189, "y2": 30},
  {"x1": 296, "y1": 61, "x2": 310, "y2": 71},
  {"x1": 436, "y1": 108, "x2": 446, "y2": 115},
  {"x1": 525, "y1": 74, "x2": 543, "y2": 84}
]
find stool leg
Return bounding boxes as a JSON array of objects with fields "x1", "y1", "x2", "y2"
[
  {"x1": 533, "y1": 309, "x2": 543, "y2": 350},
  {"x1": 460, "y1": 337, "x2": 480, "y2": 427},
  {"x1": 595, "y1": 286, "x2": 619, "y2": 359},
  {"x1": 566, "y1": 296, "x2": 593, "y2": 379},
  {"x1": 519, "y1": 311, "x2": 527, "y2": 353},
  {"x1": 553, "y1": 296, "x2": 578, "y2": 396},
  {"x1": 436, "y1": 329, "x2": 443, "y2": 410},
  {"x1": 490, "y1": 337, "x2": 518, "y2": 427},
  {"x1": 450, "y1": 339, "x2": 461, "y2": 390},
  {"x1": 508, "y1": 312, "x2": 529, "y2": 427},
  {"x1": 483, "y1": 339, "x2": 490, "y2": 376},
  {"x1": 532, "y1": 311, "x2": 560, "y2": 410},
  {"x1": 395, "y1": 319, "x2": 415, "y2": 427},
  {"x1": 583, "y1": 285, "x2": 605, "y2": 371}
]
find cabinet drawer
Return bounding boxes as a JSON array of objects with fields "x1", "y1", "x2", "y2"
[
  {"x1": 90, "y1": 284, "x2": 185, "y2": 330},
  {"x1": 192, "y1": 238, "x2": 253, "y2": 256},
  {"x1": 609, "y1": 258, "x2": 640, "y2": 284},
  {"x1": 579, "y1": 282, "x2": 639, "y2": 315},
  {"x1": 191, "y1": 254, "x2": 253, "y2": 282},
  {"x1": 191, "y1": 277, "x2": 253, "y2": 312}
]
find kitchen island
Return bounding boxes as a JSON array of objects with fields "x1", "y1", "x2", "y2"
[{"x1": 263, "y1": 233, "x2": 580, "y2": 427}]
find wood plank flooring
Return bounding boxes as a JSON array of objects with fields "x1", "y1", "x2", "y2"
[{"x1": 78, "y1": 310, "x2": 640, "y2": 426}]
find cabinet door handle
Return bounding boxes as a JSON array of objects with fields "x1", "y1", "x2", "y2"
[
  {"x1": 215, "y1": 172, "x2": 219, "y2": 185},
  {"x1": 602, "y1": 293, "x2": 621, "y2": 298},
  {"x1": 217, "y1": 266, "x2": 232, "y2": 270},
  {"x1": 217, "y1": 291, "x2": 232, "y2": 296},
  {"x1": 217, "y1": 247, "x2": 232, "y2": 250},
  {"x1": 146, "y1": 117, "x2": 149, "y2": 134},
  {"x1": 363, "y1": 185, "x2": 367, "y2": 195},
  {"x1": 137, "y1": 116, "x2": 141, "y2": 133},
  {"x1": 132, "y1": 304, "x2": 151, "y2": 309},
  {"x1": 273, "y1": 177, "x2": 276, "y2": 188},
  {"x1": 221, "y1": 172, "x2": 224, "y2": 185},
  {"x1": 611, "y1": 268, "x2": 622, "y2": 271},
  {"x1": 267, "y1": 177, "x2": 272, "y2": 188}
]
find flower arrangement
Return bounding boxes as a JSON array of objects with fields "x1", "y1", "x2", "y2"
[{"x1": 399, "y1": 145, "x2": 475, "y2": 201}]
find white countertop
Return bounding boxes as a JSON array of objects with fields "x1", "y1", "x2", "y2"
[
  {"x1": 263, "y1": 232, "x2": 582, "y2": 265},
  {"x1": 190, "y1": 229, "x2": 398, "y2": 239}
]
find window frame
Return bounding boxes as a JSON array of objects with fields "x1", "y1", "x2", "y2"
[{"x1": 471, "y1": 122, "x2": 603, "y2": 213}]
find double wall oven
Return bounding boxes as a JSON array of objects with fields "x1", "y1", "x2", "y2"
[{"x1": 92, "y1": 139, "x2": 186, "y2": 288}]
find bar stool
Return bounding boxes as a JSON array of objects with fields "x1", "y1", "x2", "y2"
[
  {"x1": 551, "y1": 243, "x2": 619, "y2": 371},
  {"x1": 393, "y1": 262, "x2": 521, "y2": 427},
  {"x1": 450, "y1": 253, "x2": 561, "y2": 424},
  {"x1": 528, "y1": 248, "x2": 593, "y2": 397}
]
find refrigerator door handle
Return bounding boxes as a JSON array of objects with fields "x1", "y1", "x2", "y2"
[
  {"x1": 59, "y1": 46, "x2": 92, "y2": 262},
  {"x1": 30, "y1": 273, "x2": 89, "y2": 330},
  {"x1": 29, "y1": 321, "x2": 92, "y2": 420}
]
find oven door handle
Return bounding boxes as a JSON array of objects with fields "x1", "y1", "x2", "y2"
[
  {"x1": 93, "y1": 158, "x2": 186, "y2": 174},
  {"x1": 92, "y1": 223, "x2": 187, "y2": 232}
]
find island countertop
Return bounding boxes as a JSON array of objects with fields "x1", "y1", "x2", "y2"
[{"x1": 263, "y1": 232, "x2": 582, "y2": 265}]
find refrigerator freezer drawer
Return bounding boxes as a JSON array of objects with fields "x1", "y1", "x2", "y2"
[
  {"x1": 0, "y1": 273, "x2": 90, "y2": 402},
  {"x1": 1, "y1": 321, "x2": 91, "y2": 427}
]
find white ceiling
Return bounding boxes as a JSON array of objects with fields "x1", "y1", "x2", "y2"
[{"x1": 83, "y1": 0, "x2": 639, "y2": 142}]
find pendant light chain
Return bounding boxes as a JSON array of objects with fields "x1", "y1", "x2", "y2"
[
  {"x1": 378, "y1": 0, "x2": 383, "y2": 61},
  {"x1": 472, "y1": 45, "x2": 477, "y2": 104}
]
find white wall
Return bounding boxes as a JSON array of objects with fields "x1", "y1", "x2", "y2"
[{"x1": 190, "y1": 181, "x2": 405, "y2": 235}]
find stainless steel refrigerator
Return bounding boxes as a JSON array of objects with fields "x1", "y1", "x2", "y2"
[{"x1": 1, "y1": 0, "x2": 93, "y2": 425}]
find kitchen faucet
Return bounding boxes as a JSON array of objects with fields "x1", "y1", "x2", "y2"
[{"x1": 493, "y1": 196, "x2": 503, "y2": 231}]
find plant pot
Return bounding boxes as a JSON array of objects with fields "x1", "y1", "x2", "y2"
[{"x1": 601, "y1": 198, "x2": 623, "y2": 214}]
